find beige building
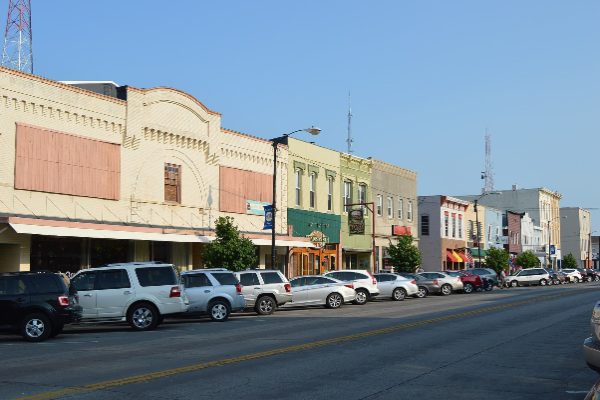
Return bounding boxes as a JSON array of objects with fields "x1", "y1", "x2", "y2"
[{"x1": 0, "y1": 67, "x2": 307, "y2": 273}]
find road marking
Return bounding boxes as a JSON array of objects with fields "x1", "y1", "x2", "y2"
[{"x1": 15, "y1": 290, "x2": 584, "y2": 400}]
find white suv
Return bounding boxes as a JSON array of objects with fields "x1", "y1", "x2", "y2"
[
  {"x1": 323, "y1": 270, "x2": 380, "y2": 305},
  {"x1": 505, "y1": 268, "x2": 551, "y2": 287},
  {"x1": 234, "y1": 270, "x2": 292, "y2": 315},
  {"x1": 181, "y1": 269, "x2": 245, "y2": 322},
  {"x1": 70, "y1": 262, "x2": 188, "y2": 331}
]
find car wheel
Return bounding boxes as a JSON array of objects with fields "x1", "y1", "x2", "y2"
[
  {"x1": 255, "y1": 296, "x2": 276, "y2": 315},
  {"x1": 326, "y1": 293, "x2": 343, "y2": 309},
  {"x1": 547, "y1": 279, "x2": 553, "y2": 286},
  {"x1": 416, "y1": 287, "x2": 428, "y2": 298},
  {"x1": 441, "y1": 284, "x2": 452, "y2": 296},
  {"x1": 573, "y1": 277, "x2": 580, "y2": 283},
  {"x1": 510, "y1": 280, "x2": 518, "y2": 287},
  {"x1": 127, "y1": 302, "x2": 159, "y2": 331},
  {"x1": 21, "y1": 313, "x2": 52, "y2": 342},
  {"x1": 539, "y1": 279, "x2": 547, "y2": 286},
  {"x1": 392, "y1": 288, "x2": 407, "y2": 301},
  {"x1": 463, "y1": 283, "x2": 474, "y2": 294},
  {"x1": 209, "y1": 300, "x2": 230, "y2": 322},
  {"x1": 595, "y1": 275, "x2": 600, "y2": 282},
  {"x1": 353, "y1": 289, "x2": 369, "y2": 305}
]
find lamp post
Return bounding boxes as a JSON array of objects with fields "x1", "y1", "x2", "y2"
[{"x1": 271, "y1": 127, "x2": 321, "y2": 271}]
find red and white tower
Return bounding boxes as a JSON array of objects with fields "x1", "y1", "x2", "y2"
[{"x1": 1, "y1": 0, "x2": 33, "y2": 73}]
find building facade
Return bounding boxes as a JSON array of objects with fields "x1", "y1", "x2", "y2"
[{"x1": 560, "y1": 207, "x2": 592, "y2": 268}]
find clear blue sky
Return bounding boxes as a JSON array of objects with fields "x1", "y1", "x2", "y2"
[{"x1": 24, "y1": 0, "x2": 600, "y2": 229}]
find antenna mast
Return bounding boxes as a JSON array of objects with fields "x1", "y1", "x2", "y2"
[
  {"x1": 481, "y1": 131, "x2": 494, "y2": 193},
  {"x1": 1, "y1": 0, "x2": 33, "y2": 74},
  {"x1": 346, "y1": 92, "x2": 353, "y2": 153}
]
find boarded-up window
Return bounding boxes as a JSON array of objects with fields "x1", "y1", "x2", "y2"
[
  {"x1": 164, "y1": 163, "x2": 181, "y2": 203},
  {"x1": 219, "y1": 166, "x2": 272, "y2": 214},
  {"x1": 14, "y1": 124, "x2": 120, "y2": 200}
]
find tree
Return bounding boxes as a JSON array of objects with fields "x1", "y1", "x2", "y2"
[
  {"x1": 485, "y1": 247, "x2": 509, "y2": 274},
  {"x1": 388, "y1": 235, "x2": 422, "y2": 273},
  {"x1": 514, "y1": 250, "x2": 541, "y2": 269},
  {"x1": 563, "y1": 253, "x2": 578, "y2": 269},
  {"x1": 202, "y1": 216, "x2": 257, "y2": 271}
]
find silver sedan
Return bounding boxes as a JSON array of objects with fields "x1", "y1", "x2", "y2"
[
  {"x1": 418, "y1": 272, "x2": 464, "y2": 295},
  {"x1": 282, "y1": 276, "x2": 356, "y2": 309},
  {"x1": 374, "y1": 273, "x2": 419, "y2": 300}
]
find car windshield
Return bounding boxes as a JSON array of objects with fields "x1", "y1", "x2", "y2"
[{"x1": 444, "y1": 271, "x2": 461, "y2": 277}]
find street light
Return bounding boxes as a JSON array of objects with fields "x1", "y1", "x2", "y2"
[
  {"x1": 473, "y1": 191, "x2": 500, "y2": 267},
  {"x1": 270, "y1": 127, "x2": 321, "y2": 271}
]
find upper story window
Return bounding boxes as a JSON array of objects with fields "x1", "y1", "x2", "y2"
[
  {"x1": 309, "y1": 172, "x2": 317, "y2": 209},
  {"x1": 164, "y1": 163, "x2": 181, "y2": 203},
  {"x1": 295, "y1": 169, "x2": 302, "y2": 207},
  {"x1": 358, "y1": 183, "x2": 367, "y2": 213},
  {"x1": 451, "y1": 213, "x2": 457, "y2": 238},
  {"x1": 398, "y1": 198, "x2": 404, "y2": 220},
  {"x1": 458, "y1": 215, "x2": 463, "y2": 239},
  {"x1": 376, "y1": 195, "x2": 383, "y2": 216},
  {"x1": 343, "y1": 181, "x2": 352, "y2": 213},
  {"x1": 421, "y1": 215, "x2": 430, "y2": 236},
  {"x1": 327, "y1": 176, "x2": 334, "y2": 212},
  {"x1": 444, "y1": 211, "x2": 449, "y2": 237},
  {"x1": 387, "y1": 197, "x2": 393, "y2": 218},
  {"x1": 407, "y1": 200, "x2": 413, "y2": 221}
]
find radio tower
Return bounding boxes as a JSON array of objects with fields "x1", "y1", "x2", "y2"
[
  {"x1": 346, "y1": 92, "x2": 353, "y2": 154},
  {"x1": 1, "y1": 0, "x2": 33, "y2": 74},
  {"x1": 481, "y1": 131, "x2": 494, "y2": 193}
]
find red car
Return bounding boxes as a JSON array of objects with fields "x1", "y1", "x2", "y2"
[{"x1": 442, "y1": 270, "x2": 483, "y2": 293}]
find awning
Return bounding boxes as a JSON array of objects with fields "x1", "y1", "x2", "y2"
[
  {"x1": 461, "y1": 251, "x2": 474, "y2": 264},
  {"x1": 452, "y1": 250, "x2": 464, "y2": 263},
  {"x1": 9, "y1": 223, "x2": 214, "y2": 243},
  {"x1": 470, "y1": 248, "x2": 488, "y2": 258},
  {"x1": 250, "y1": 238, "x2": 315, "y2": 248},
  {"x1": 447, "y1": 250, "x2": 459, "y2": 263}
]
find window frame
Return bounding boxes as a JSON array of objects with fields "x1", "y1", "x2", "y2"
[
  {"x1": 164, "y1": 163, "x2": 182, "y2": 203},
  {"x1": 398, "y1": 198, "x2": 403, "y2": 220},
  {"x1": 387, "y1": 196, "x2": 393, "y2": 218},
  {"x1": 309, "y1": 172, "x2": 316, "y2": 209},
  {"x1": 376, "y1": 194, "x2": 383, "y2": 216},
  {"x1": 327, "y1": 176, "x2": 334, "y2": 212},
  {"x1": 295, "y1": 169, "x2": 302, "y2": 207}
]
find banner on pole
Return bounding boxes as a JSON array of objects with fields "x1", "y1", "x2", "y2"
[{"x1": 263, "y1": 205, "x2": 273, "y2": 230}]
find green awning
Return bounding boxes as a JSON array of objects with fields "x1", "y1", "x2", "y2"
[{"x1": 470, "y1": 248, "x2": 488, "y2": 258}]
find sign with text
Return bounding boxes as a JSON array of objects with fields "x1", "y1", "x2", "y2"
[
  {"x1": 263, "y1": 205, "x2": 273, "y2": 230},
  {"x1": 247, "y1": 200, "x2": 270, "y2": 215},
  {"x1": 391, "y1": 225, "x2": 412, "y2": 236},
  {"x1": 348, "y1": 209, "x2": 365, "y2": 235},
  {"x1": 307, "y1": 230, "x2": 329, "y2": 248}
]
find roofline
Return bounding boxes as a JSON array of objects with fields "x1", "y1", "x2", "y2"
[{"x1": 128, "y1": 86, "x2": 221, "y2": 116}]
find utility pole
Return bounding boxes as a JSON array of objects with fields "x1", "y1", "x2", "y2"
[{"x1": 1, "y1": 0, "x2": 33, "y2": 74}]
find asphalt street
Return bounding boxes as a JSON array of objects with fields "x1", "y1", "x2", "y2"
[{"x1": 2, "y1": 283, "x2": 600, "y2": 400}]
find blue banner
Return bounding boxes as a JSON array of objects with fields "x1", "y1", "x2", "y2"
[{"x1": 263, "y1": 205, "x2": 273, "y2": 230}]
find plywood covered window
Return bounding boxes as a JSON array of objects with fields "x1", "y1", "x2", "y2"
[{"x1": 164, "y1": 163, "x2": 181, "y2": 203}]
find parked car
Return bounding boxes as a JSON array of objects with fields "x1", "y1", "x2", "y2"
[
  {"x1": 373, "y1": 273, "x2": 418, "y2": 300},
  {"x1": 560, "y1": 269, "x2": 583, "y2": 283},
  {"x1": 233, "y1": 269, "x2": 292, "y2": 315},
  {"x1": 418, "y1": 272, "x2": 464, "y2": 295},
  {"x1": 583, "y1": 300, "x2": 600, "y2": 373},
  {"x1": 545, "y1": 269, "x2": 567, "y2": 285},
  {"x1": 396, "y1": 272, "x2": 440, "y2": 298},
  {"x1": 578, "y1": 268, "x2": 600, "y2": 282},
  {"x1": 323, "y1": 270, "x2": 380, "y2": 305},
  {"x1": 70, "y1": 262, "x2": 188, "y2": 331},
  {"x1": 0, "y1": 271, "x2": 82, "y2": 342},
  {"x1": 443, "y1": 270, "x2": 483, "y2": 293},
  {"x1": 181, "y1": 269, "x2": 245, "y2": 322},
  {"x1": 504, "y1": 268, "x2": 551, "y2": 287},
  {"x1": 466, "y1": 268, "x2": 499, "y2": 285},
  {"x1": 283, "y1": 276, "x2": 356, "y2": 309}
]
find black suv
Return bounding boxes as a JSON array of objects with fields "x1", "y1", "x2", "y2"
[{"x1": 0, "y1": 272, "x2": 82, "y2": 342}]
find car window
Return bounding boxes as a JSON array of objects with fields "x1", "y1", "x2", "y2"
[
  {"x1": 375, "y1": 274, "x2": 392, "y2": 282},
  {"x1": 290, "y1": 277, "x2": 306, "y2": 287},
  {"x1": 304, "y1": 276, "x2": 321, "y2": 285},
  {"x1": 97, "y1": 269, "x2": 131, "y2": 290},
  {"x1": 135, "y1": 267, "x2": 177, "y2": 287},
  {"x1": 314, "y1": 277, "x2": 335, "y2": 284},
  {"x1": 326, "y1": 272, "x2": 341, "y2": 280},
  {"x1": 239, "y1": 273, "x2": 260, "y2": 286},
  {"x1": 30, "y1": 275, "x2": 65, "y2": 293},
  {"x1": 211, "y1": 273, "x2": 238, "y2": 286},
  {"x1": 0, "y1": 276, "x2": 28, "y2": 295},
  {"x1": 445, "y1": 271, "x2": 461, "y2": 277},
  {"x1": 183, "y1": 273, "x2": 212, "y2": 288},
  {"x1": 71, "y1": 272, "x2": 97, "y2": 291},
  {"x1": 261, "y1": 272, "x2": 284, "y2": 284}
]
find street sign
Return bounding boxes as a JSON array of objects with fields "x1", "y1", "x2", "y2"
[{"x1": 348, "y1": 209, "x2": 365, "y2": 234}]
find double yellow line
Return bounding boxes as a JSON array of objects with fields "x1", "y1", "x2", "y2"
[{"x1": 16, "y1": 291, "x2": 577, "y2": 400}]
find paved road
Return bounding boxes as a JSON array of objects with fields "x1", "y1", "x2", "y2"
[{"x1": 2, "y1": 283, "x2": 600, "y2": 400}]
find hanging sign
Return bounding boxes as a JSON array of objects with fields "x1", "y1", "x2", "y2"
[
  {"x1": 348, "y1": 209, "x2": 365, "y2": 235},
  {"x1": 263, "y1": 205, "x2": 273, "y2": 230},
  {"x1": 307, "y1": 230, "x2": 329, "y2": 248}
]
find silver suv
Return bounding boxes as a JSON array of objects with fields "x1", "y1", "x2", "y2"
[
  {"x1": 323, "y1": 270, "x2": 380, "y2": 305},
  {"x1": 70, "y1": 262, "x2": 188, "y2": 331},
  {"x1": 234, "y1": 270, "x2": 292, "y2": 315},
  {"x1": 180, "y1": 269, "x2": 245, "y2": 322},
  {"x1": 505, "y1": 268, "x2": 551, "y2": 287}
]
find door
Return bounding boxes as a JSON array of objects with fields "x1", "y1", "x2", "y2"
[
  {"x1": 0, "y1": 275, "x2": 30, "y2": 326},
  {"x1": 182, "y1": 273, "x2": 213, "y2": 312},
  {"x1": 289, "y1": 277, "x2": 308, "y2": 305},
  {"x1": 70, "y1": 271, "x2": 99, "y2": 319},
  {"x1": 292, "y1": 277, "x2": 317, "y2": 304},
  {"x1": 95, "y1": 269, "x2": 134, "y2": 318},
  {"x1": 238, "y1": 272, "x2": 261, "y2": 307}
]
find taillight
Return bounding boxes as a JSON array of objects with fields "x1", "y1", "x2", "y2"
[
  {"x1": 169, "y1": 286, "x2": 181, "y2": 298},
  {"x1": 367, "y1": 272, "x2": 377, "y2": 285},
  {"x1": 410, "y1": 280, "x2": 416, "y2": 285},
  {"x1": 344, "y1": 283, "x2": 354, "y2": 289},
  {"x1": 235, "y1": 283, "x2": 242, "y2": 294},
  {"x1": 284, "y1": 283, "x2": 291, "y2": 293},
  {"x1": 432, "y1": 279, "x2": 439, "y2": 285},
  {"x1": 58, "y1": 295, "x2": 70, "y2": 307}
]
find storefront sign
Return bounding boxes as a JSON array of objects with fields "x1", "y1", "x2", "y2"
[
  {"x1": 391, "y1": 225, "x2": 412, "y2": 236},
  {"x1": 348, "y1": 209, "x2": 365, "y2": 235},
  {"x1": 307, "y1": 230, "x2": 329, "y2": 248},
  {"x1": 247, "y1": 200, "x2": 270, "y2": 215}
]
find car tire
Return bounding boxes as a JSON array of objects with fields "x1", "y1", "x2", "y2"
[
  {"x1": 353, "y1": 289, "x2": 369, "y2": 305},
  {"x1": 21, "y1": 313, "x2": 52, "y2": 342},
  {"x1": 326, "y1": 293, "x2": 343, "y2": 309},
  {"x1": 463, "y1": 283, "x2": 474, "y2": 294},
  {"x1": 595, "y1": 275, "x2": 600, "y2": 282},
  {"x1": 127, "y1": 302, "x2": 159, "y2": 331},
  {"x1": 255, "y1": 295, "x2": 276, "y2": 315},
  {"x1": 392, "y1": 288, "x2": 407, "y2": 301},
  {"x1": 415, "y1": 287, "x2": 428, "y2": 298},
  {"x1": 573, "y1": 277, "x2": 580, "y2": 283},
  {"x1": 510, "y1": 280, "x2": 518, "y2": 287},
  {"x1": 441, "y1": 284, "x2": 452, "y2": 296},
  {"x1": 539, "y1": 279, "x2": 547, "y2": 286},
  {"x1": 209, "y1": 300, "x2": 230, "y2": 322},
  {"x1": 547, "y1": 279, "x2": 553, "y2": 286}
]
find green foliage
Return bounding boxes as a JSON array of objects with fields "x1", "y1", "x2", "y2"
[
  {"x1": 203, "y1": 216, "x2": 257, "y2": 271},
  {"x1": 514, "y1": 250, "x2": 541, "y2": 269},
  {"x1": 562, "y1": 253, "x2": 579, "y2": 269},
  {"x1": 485, "y1": 247, "x2": 509, "y2": 274},
  {"x1": 388, "y1": 235, "x2": 422, "y2": 273}
]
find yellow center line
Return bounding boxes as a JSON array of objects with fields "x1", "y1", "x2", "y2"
[{"x1": 15, "y1": 291, "x2": 579, "y2": 400}]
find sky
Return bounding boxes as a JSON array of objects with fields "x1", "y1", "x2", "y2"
[{"x1": 16, "y1": 0, "x2": 600, "y2": 229}]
